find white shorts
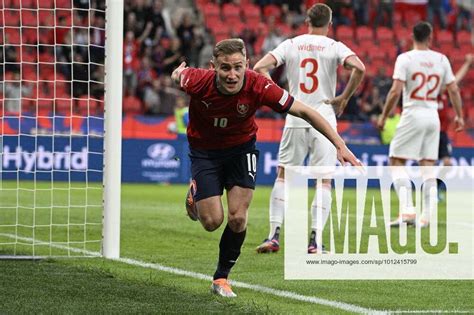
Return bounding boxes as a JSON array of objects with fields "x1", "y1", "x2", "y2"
[
  {"x1": 389, "y1": 106, "x2": 440, "y2": 161},
  {"x1": 278, "y1": 127, "x2": 337, "y2": 167}
]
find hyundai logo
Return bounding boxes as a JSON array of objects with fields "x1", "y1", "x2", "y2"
[{"x1": 147, "y1": 143, "x2": 176, "y2": 161}]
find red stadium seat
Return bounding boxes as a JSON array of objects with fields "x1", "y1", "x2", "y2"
[
  {"x1": 21, "y1": 0, "x2": 36, "y2": 8},
  {"x1": 457, "y1": 30, "x2": 472, "y2": 47},
  {"x1": 22, "y1": 28, "x2": 38, "y2": 44},
  {"x1": 436, "y1": 29, "x2": 454, "y2": 52},
  {"x1": 4, "y1": 11, "x2": 20, "y2": 26},
  {"x1": 75, "y1": 96, "x2": 91, "y2": 116},
  {"x1": 368, "y1": 49, "x2": 386, "y2": 62},
  {"x1": 123, "y1": 96, "x2": 143, "y2": 115},
  {"x1": 376, "y1": 27, "x2": 394, "y2": 44},
  {"x1": 242, "y1": 3, "x2": 261, "y2": 25},
  {"x1": 222, "y1": 3, "x2": 241, "y2": 25},
  {"x1": 55, "y1": 99, "x2": 72, "y2": 116},
  {"x1": 336, "y1": 25, "x2": 353, "y2": 43},
  {"x1": 38, "y1": 99, "x2": 54, "y2": 115},
  {"x1": 404, "y1": 10, "x2": 422, "y2": 29},
  {"x1": 195, "y1": 0, "x2": 209, "y2": 11},
  {"x1": 21, "y1": 10, "x2": 37, "y2": 27},
  {"x1": 21, "y1": 46, "x2": 36, "y2": 62},
  {"x1": 5, "y1": 27, "x2": 21, "y2": 45},
  {"x1": 263, "y1": 4, "x2": 281, "y2": 22},
  {"x1": 356, "y1": 26, "x2": 373, "y2": 45},
  {"x1": 38, "y1": 0, "x2": 53, "y2": 8},
  {"x1": 39, "y1": 9, "x2": 54, "y2": 26},
  {"x1": 55, "y1": 0, "x2": 72, "y2": 8},
  {"x1": 202, "y1": 3, "x2": 220, "y2": 20}
]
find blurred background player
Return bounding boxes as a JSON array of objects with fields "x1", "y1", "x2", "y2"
[
  {"x1": 377, "y1": 21, "x2": 464, "y2": 228},
  {"x1": 253, "y1": 3, "x2": 365, "y2": 254},
  {"x1": 171, "y1": 39, "x2": 361, "y2": 297},
  {"x1": 438, "y1": 54, "x2": 472, "y2": 168}
]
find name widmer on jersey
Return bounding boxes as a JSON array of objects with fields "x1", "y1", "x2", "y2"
[{"x1": 298, "y1": 44, "x2": 325, "y2": 52}]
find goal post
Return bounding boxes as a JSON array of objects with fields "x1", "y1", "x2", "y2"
[
  {"x1": 102, "y1": 0, "x2": 123, "y2": 259},
  {"x1": 0, "y1": 0, "x2": 123, "y2": 258}
]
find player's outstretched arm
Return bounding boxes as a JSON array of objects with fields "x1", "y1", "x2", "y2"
[
  {"x1": 454, "y1": 53, "x2": 473, "y2": 84},
  {"x1": 325, "y1": 55, "x2": 366, "y2": 116},
  {"x1": 171, "y1": 61, "x2": 188, "y2": 86},
  {"x1": 377, "y1": 79, "x2": 403, "y2": 131},
  {"x1": 289, "y1": 100, "x2": 362, "y2": 167},
  {"x1": 253, "y1": 53, "x2": 278, "y2": 80},
  {"x1": 446, "y1": 81, "x2": 464, "y2": 132}
]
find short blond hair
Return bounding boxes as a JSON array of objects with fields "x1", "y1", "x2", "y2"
[{"x1": 213, "y1": 38, "x2": 246, "y2": 60}]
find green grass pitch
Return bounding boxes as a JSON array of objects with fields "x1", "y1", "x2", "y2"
[{"x1": 0, "y1": 183, "x2": 472, "y2": 313}]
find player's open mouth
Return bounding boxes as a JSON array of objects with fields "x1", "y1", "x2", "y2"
[{"x1": 226, "y1": 82, "x2": 238, "y2": 88}]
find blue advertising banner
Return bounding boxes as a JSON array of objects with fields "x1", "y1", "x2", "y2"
[
  {"x1": 2, "y1": 137, "x2": 473, "y2": 185},
  {"x1": 1, "y1": 135, "x2": 102, "y2": 181}
]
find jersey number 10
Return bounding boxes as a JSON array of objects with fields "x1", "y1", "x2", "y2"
[{"x1": 300, "y1": 58, "x2": 319, "y2": 94}]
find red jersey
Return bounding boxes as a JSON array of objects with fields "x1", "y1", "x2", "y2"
[{"x1": 180, "y1": 68, "x2": 294, "y2": 149}]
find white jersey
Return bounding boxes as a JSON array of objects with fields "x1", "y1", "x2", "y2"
[
  {"x1": 270, "y1": 34, "x2": 355, "y2": 127},
  {"x1": 393, "y1": 49, "x2": 455, "y2": 110}
]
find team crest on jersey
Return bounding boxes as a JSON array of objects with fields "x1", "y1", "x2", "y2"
[{"x1": 236, "y1": 103, "x2": 249, "y2": 116}]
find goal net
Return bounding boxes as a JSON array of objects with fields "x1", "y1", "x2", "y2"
[{"x1": 0, "y1": 0, "x2": 122, "y2": 258}]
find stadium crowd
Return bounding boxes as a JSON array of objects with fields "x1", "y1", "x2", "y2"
[
  {"x1": 0, "y1": 0, "x2": 472, "y2": 127},
  {"x1": 121, "y1": 0, "x2": 472, "y2": 127}
]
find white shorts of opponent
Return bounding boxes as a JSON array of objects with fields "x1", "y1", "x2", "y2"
[
  {"x1": 389, "y1": 106, "x2": 440, "y2": 161},
  {"x1": 278, "y1": 125, "x2": 337, "y2": 168}
]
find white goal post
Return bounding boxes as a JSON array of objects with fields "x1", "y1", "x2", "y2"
[
  {"x1": 103, "y1": 0, "x2": 123, "y2": 259},
  {"x1": 0, "y1": 0, "x2": 123, "y2": 258}
]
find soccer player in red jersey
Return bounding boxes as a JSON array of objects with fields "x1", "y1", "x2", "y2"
[
  {"x1": 171, "y1": 38, "x2": 361, "y2": 297},
  {"x1": 438, "y1": 53, "x2": 472, "y2": 167}
]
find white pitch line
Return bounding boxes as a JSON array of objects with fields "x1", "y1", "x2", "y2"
[
  {"x1": 2, "y1": 234, "x2": 472, "y2": 314},
  {"x1": 0, "y1": 233, "x2": 378, "y2": 314},
  {"x1": 387, "y1": 311, "x2": 472, "y2": 314}
]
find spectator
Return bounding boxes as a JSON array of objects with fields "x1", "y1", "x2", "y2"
[
  {"x1": 137, "y1": 57, "x2": 157, "y2": 97},
  {"x1": 325, "y1": 0, "x2": 352, "y2": 28},
  {"x1": 374, "y1": 0, "x2": 394, "y2": 28},
  {"x1": 198, "y1": 34, "x2": 215, "y2": 69},
  {"x1": 162, "y1": 37, "x2": 184, "y2": 75},
  {"x1": 240, "y1": 28, "x2": 257, "y2": 57},
  {"x1": 5, "y1": 73, "x2": 32, "y2": 113},
  {"x1": 427, "y1": 0, "x2": 447, "y2": 29},
  {"x1": 176, "y1": 12, "x2": 197, "y2": 66},
  {"x1": 143, "y1": 79, "x2": 162, "y2": 115},
  {"x1": 361, "y1": 86, "x2": 384, "y2": 122},
  {"x1": 372, "y1": 67, "x2": 392, "y2": 98},
  {"x1": 261, "y1": 17, "x2": 286, "y2": 54},
  {"x1": 456, "y1": 0, "x2": 473, "y2": 31},
  {"x1": 173, "y1": 96, "x2": 189, "y2": 136},
  {"x1": 149, "y1": 0, "x2": 169, "y2": 41},
  {"x1": 352, "y1": 0, "x2": 369, "y2": 26},
  {"x1": 129, "y1": 0, "x2": 150, "y2": 36}
]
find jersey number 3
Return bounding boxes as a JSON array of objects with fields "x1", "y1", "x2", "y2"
[{"x1": 300, "y1": 58, "x2": 319, "y2": 94}]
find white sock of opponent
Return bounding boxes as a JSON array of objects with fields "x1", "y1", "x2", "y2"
[
  {"x1": 393, "y1": 178, "x2": 416, "y2": 214},
  {"x1": 268, "y1": 178, "x2": 284, "y2": 239},
  {"x1": 311, "y1": 185, "x2": 332, "y2": 245}
]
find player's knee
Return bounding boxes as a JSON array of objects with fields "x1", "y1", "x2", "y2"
[
  {"x1": 200, "y1": 214, "x2": 223, "y2": 232},
  {"x1": 228, "y1": 214, "x2": 247, "y2": 232}
]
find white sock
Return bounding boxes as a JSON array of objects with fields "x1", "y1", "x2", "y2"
[
  {"x1": 268, "y1": 179, "x2": 284, "y2": 239},
  {"x1": 393, "y1": 178, "x2": 416, "y2": 214},
  {"x1": 311, "y1": 185, "x2": 332, "y2": 244},
  {"x1": 421, "y1": 179, "x2": 437, "y2": 222}
]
